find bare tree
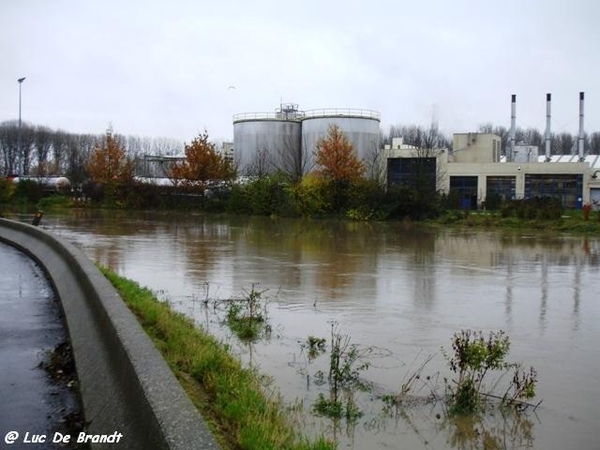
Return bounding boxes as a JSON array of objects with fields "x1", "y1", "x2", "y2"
[
  {"x1": 126, "y1": 135, "x2": 143, "y2": 159},
  {"x1": 0, "y1": 121, "x2": 37, "y2": 175},
  {"x1": 20, "y1": 123, "x2": 35, "y2": 175},
  {"x1": 379, "y1": 128, "x2": 390, "y2": 147},
  {"x1": 66, "y1": 134, "x2": 97, "y2": 183},
  {"x1": 273, "y1": 135, "x2": 313, "y2": 183},
  {"x1": 386, "y1": 124, "x2": 450, "y2": 150},
  {"x1": 0, "y1": 121, "x2": 19, "y2": 176},
  {"x1": 152, "y1": 137, "x2": 183, "y2": 156},
  {"x1": 589, "y1": 132, "x2": 600, "y2": 155},
  {"x1": 554, "y1": 132, "x2": 575, "y2": 155},
  {"x1": 246, "y1": 146, "x2": 273, "y2": 178},
  {"x1": 52, "y1": 130, "x2": 69, "y2": 174},
  {"x1": 521, "y1": 128, "x2": 543, "y2": 148},
  {"x1": 364, "y1": 144, "x2": 386, "y2": 184},
  {"x1": 0, "y1": 120, "x2": 189, "y2": 181},
  {"x1": 32, "y1": 126, "x2": 53, "y2": 175}
]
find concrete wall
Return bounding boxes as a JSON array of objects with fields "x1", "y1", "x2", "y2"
[
  {"x1": 451, "y1": 133, "x2": 501, "y2": 163},
  {"x1": 0, "y1": 219, "x2": 220, "y2": 450}
]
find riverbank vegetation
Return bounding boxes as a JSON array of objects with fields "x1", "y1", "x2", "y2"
[
  {"x1": 442, "y1": 330, "x2": 538, "y2": 414},
  {"x1": 225, "y1": 284, "x2": 271, "y2": 341},
  {"x1": 311, "y1": 325, "x2": 371, "y2": 421},
  {"x1": 2, "y1": 126, "x2": 599, "y2": 234},
  {"x1": 3, "y1": 176, "x2": 599, "y2": 234},
  {"x1": 101, "y1": 265, "x2": 542, "y2": 448},
  {"x1": 100, "y1": 267, "x2": 335, "y2": 450}
]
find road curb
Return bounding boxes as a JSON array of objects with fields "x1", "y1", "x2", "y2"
[{"x1": 0, "y1": 218, "x2": 220, "y2": 450}]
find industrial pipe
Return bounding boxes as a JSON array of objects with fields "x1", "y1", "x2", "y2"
[{"x1": 545, "y1": 93, "x2": 552, "y2": 162}]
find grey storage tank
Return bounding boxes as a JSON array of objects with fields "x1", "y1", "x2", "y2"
[
  {"x1": 301, "y1": 108, "x2": 381, "y2": 165},
  {"x1": 233, "y1": 104, "x2": 302, "y2": 176},
  {"x1": 233, "y1": 105, "x2": 381, "y2": 176}
]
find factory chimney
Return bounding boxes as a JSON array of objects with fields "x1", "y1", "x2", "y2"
[
  {"x1": 578, "y1": 92, "x2": 585, "y2": 161},
  {"x1": 545, "y1": 93, "x2": 552, "y2": 161},
  {"x1": 509, "y1": 94, "x2": 516, "y2": 162}
]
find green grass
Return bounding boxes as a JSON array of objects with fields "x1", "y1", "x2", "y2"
[
  {"x1": 37, "y1": 195, "x2": 73, "y2": 210},
  {"x1": 99, "y1": 267, "x2": 335, "y2": 450},
  {"x1": 430, "y1": 210, "x2": 600, "y2": 234}
]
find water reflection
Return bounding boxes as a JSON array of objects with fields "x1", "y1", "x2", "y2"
[
  {"x1": 42, "y1": 211, "x2": 600, "y2": 450},
  {"x1": 373, "y1": 401, "x2": 537, "y2": 450},
  {"x1": 540, "y1": 255, "x2": 548, "y2": 334},
  {"x1": 441, "y1": 411, "x2": 535, "y2": 450}
]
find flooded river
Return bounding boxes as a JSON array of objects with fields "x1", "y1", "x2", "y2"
[{"x1": 41, "y1": 210, "x2": 599, "y2": 449}]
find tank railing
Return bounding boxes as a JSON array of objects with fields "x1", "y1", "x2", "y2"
[
  {"x1": 233, "y1": 112, "x2": 304, "y2": 122},
  {"x1": 233, "y1": 108, "x2": 380, "y2": 122},
  {"x1": 303, "y1": 108, "x2": 381, "y2": 120}
]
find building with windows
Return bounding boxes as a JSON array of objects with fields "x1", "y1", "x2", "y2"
[{"x1": 385, "y1": 134, "x2": 600, "y2": 209}]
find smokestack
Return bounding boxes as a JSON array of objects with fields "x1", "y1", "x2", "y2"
[
  {"x1": 545, "y1": 93, "x2": 552, "y2": 161},
  {"x1": 578, "y1": 92, "x2": 585, "y2": 161},
  {"x1": 510, "y1": 94, "x2": 516, "y2": 162}
]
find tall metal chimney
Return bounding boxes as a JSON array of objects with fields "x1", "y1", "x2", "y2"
[
  {"x1": 545, "y1": 93, "x2": 552, "y2": 161},
  {"x1": 578, "y1": 92, "x2": 585, "y2": 161},
  {"x1": 509, "y1": 94, "x2": 516, "y2": 162}
]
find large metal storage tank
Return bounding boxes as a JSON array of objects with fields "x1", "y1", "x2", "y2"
[
  {"x1": 233, "y1": 106, "x2": 302, "y2": 175},
  {"x1": 301, "y1": 109, "x2": 381, "y2": 167}
]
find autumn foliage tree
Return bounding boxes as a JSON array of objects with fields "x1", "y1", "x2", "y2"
[
  {"x1": 314, "y1": 125, "x2": 365, "y2": 211},
  {"x1": 315, "y1": 125, "x2": 365, "y2": 183},
  {"x1": 170, "y1": 131, "x2": 234, "y2": 203},
  {"x1": 86, "y1": 128, "x2": 133, "y2": 185}
]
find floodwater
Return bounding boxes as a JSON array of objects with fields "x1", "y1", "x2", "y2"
[{"x1": 40, "y1": 210, "x2": 599, "y2": 450}]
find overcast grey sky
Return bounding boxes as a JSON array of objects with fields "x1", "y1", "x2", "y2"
[{"x1": 2, "y1": 0, "x2": 599, "y2": 143}]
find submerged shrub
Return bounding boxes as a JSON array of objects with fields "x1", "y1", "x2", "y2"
[
  {"x1": 443, "y1": 330, "x2": 537, "y2": 414},
  {"x1": 226, "y1": 284, "x2": 270, "y2": 341}
]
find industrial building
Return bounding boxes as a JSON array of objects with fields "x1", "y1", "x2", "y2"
[
  {"x1": 385, "y1": 93, "x2": 600, "y2": 209},
  {"x1": 232, "y1": 104, "x2": 380, "y2": 176}
]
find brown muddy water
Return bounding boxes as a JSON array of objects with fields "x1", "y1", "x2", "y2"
[{"x1": 40, "y1": 210, "x2": 599, "y2": 450}]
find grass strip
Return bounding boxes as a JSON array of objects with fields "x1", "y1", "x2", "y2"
[
  {"x1": 99, "y1": 267, "x2": 335, "y2": 450},
  {"x1": 429, "y1": 210, "x2": 600, "y2": 234}
]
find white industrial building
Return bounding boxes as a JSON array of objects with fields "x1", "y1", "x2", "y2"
[
  {"x1": 385, "y1": 93, "x2": 600, "y2": 209},
  {"x1": 385, "y1": 133, "x2": 600, "y2": 209}
]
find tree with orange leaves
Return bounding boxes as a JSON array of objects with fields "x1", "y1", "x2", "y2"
[
  {"x1": 86, "y1": 128, "x2": 133, "y2": 185},
  {"x1": 170, "y1": 131, "x2": 234, "y2": 201},
  {"x1": 315, "y1": 125, "x2": 365, "y2": 183},
  {"x1": 314, "y1": 125, "x2": 365, "y2": 211}
]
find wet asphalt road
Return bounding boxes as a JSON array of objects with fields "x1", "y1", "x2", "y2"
[{"x1": 0, "y1": 241, "x2": 80, "y2": 448}]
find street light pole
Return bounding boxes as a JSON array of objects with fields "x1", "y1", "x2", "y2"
[{"x1": 17, "y1": 77, "x2": 26, "y2": 175}]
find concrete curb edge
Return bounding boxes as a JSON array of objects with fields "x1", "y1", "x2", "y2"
[{"x1": 0, "y1": 218, "x2": 220, "y2": 450}]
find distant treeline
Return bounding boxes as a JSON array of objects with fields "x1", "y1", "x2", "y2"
[
  {"x1": 382, "y1": 123, "x2": 600, "y2": 155},
  {"x1": 2, "y1": 120, "x2": 600, "y2": 185},
  {"x1": 0, "y1": 121, "x2": 184, "y2": 183}
]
